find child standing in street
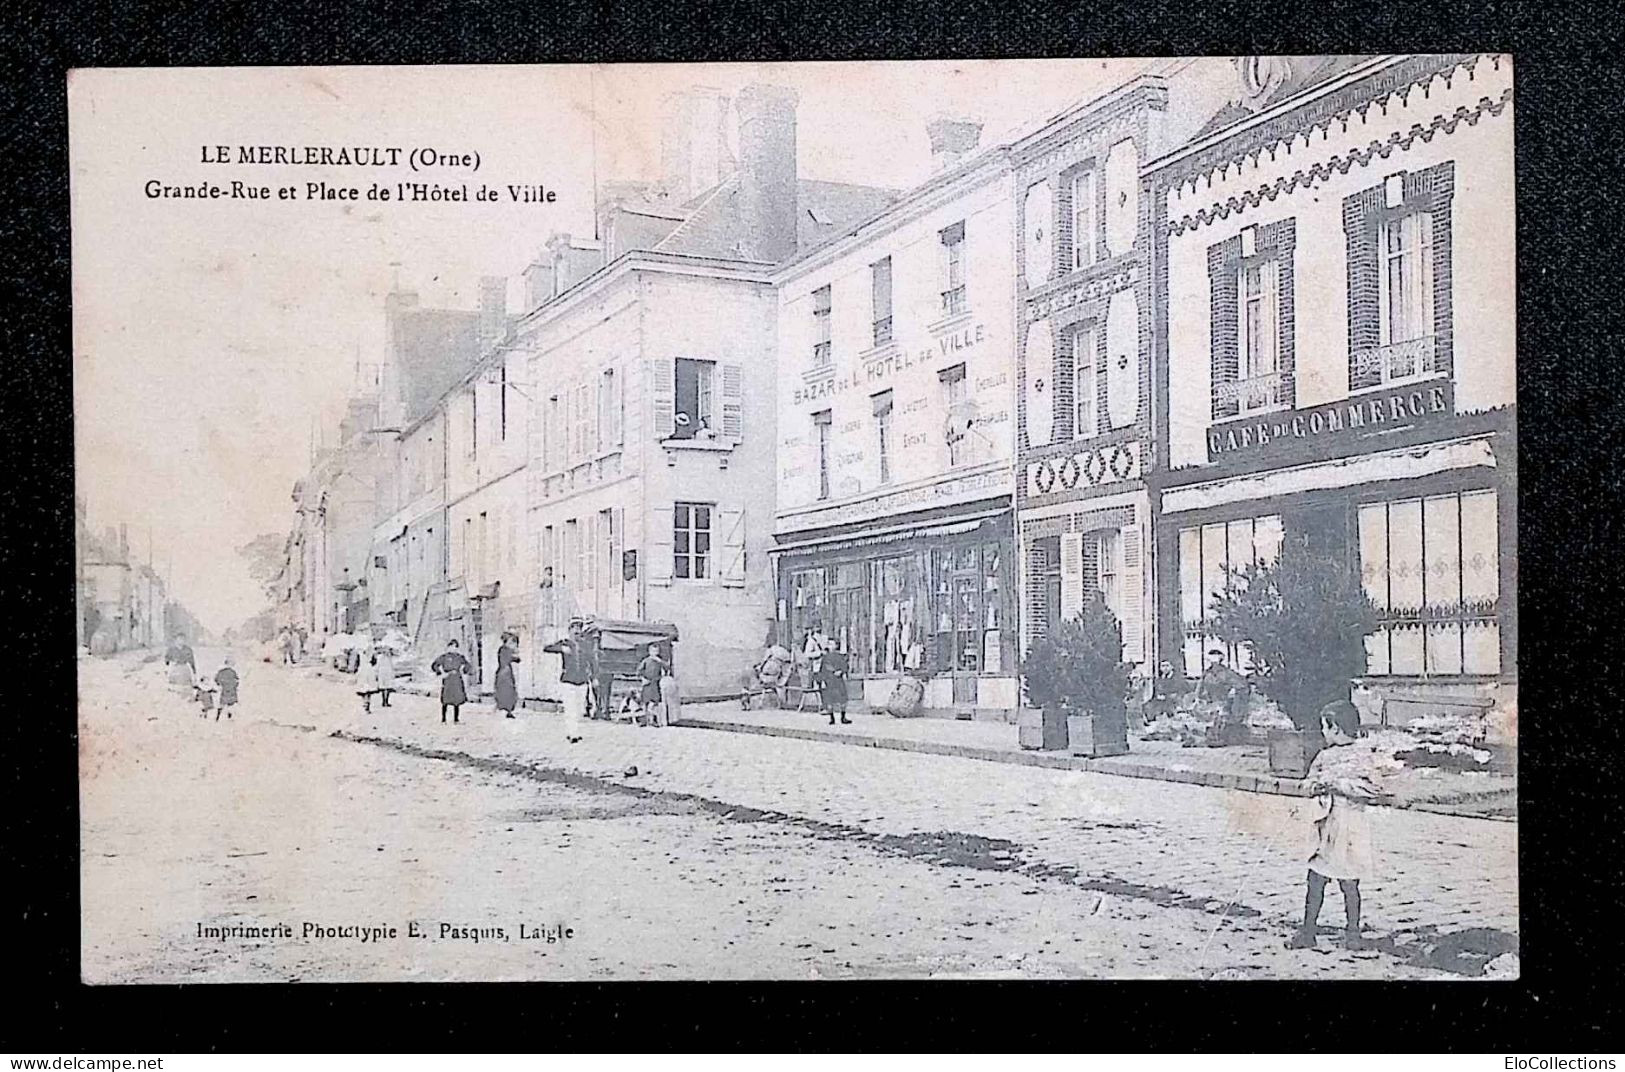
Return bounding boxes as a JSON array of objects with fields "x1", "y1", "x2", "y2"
[
  {"x1": 1288, "y1": 700, "x2": 1394, "y2": 952},
  {"x1": 195, "y1": 672, "x2": 218, "y2": 720},
  {"x1": 214, "y1": 656, "x2": 240, "y2": 720},
  {"x1": 819, "y1": 639, "x2": 852, "y2": 726},
  {"x1": 634, "y1": 643, "x2": 669, "y2": 727},
  {"x1": 356, "y1": 651, "x2": 381, "y2": 714}
]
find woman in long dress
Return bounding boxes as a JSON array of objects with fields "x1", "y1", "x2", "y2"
[
  {"x1": 165, "y1": 638, "x2": 196, "y2": 698},
  {"x1": 430, "y1": 639, "x2": 471, "y2": 724},
  {"x1": 493, "y1": 631, "x2": 522, "y2": 719}
]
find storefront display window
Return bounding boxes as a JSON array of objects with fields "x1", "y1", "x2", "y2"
[
  {"x1": 1358, "y1": 490, "x2": 1500, "y2": 676},
  {"x1": 870, "y1": 554, "x2": 927, "y2": 674},
  {"x1": 1177, "y1": 514, "x2": 1283, "y2": 676},
  {"x1": 784, "y1": 526, "x2": 1011, "y2": 681}
]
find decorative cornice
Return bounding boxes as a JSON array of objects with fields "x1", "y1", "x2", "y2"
[
  {"x1": 1025, "y1": 262, "x2": 1141, "y2": 320},
  {"x1": 1151, "y1": 54, "x2": 1499, "y2": 189},
  {"x1": 1166, "y1": 85, "x2": 1512, "y2": 237}
]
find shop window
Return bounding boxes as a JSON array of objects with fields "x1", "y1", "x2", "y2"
[
  {"x1": 871, "y1": 258, "x2": 893, "y2": 346},
  {"x1": 871, "y1": 554, "x2": 929, "y2": 674},
  {"x1": 940, "y1": 221, "x2": 966, "y2": 317},
  {"x1": 932, "y1": 543, "x2": 1001, "y2": 674},
  {"x1": 1358, "y1": 490, "x2": 1499, "y2": 676},
  {"x1": 673, "y1": 502, "x2": 712, "y2": 581},
  {"x1": 1177, "y1": 514, "x2": 1283, "y2": 676},
  {"x1": 790, "y1": 567, "x2": 828, "y2": 651},
  {"x1": 812, "y1": 285, "x2": 832, "y2": 367}
]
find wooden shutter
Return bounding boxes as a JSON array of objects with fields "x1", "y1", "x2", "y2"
[
  {"x1": 612, "y1": 364, "x2": 625, "y2": 446},
  {"x1": 583, "y1": 511, "x2": 597, "y2": 601},
  {"x1": 721, "y1": 362, "x2": 743, "y2": 440},
  {"x1": 719, "y1": 507, "x2": 746, "y2": 587},
  {"x1": 1059, "y1": 532, "x2": 1084, "y2": 621},
  {"x1": 649, "y1": 357, "x2": 675, "y2": 441},
  {"x1": 578, "y1": 383, "x2": 592, "y2": 458},
  {"x1": 1120, "y1": 525, "x2": 1145, "y2": 663},
  {"x1": 1024, "y1": 542, "x2": 1049, "y2": 652},
  {"x1": 1344, "y1": 184, "x2": 1385, "y2": 391},
  {"x1": 1208, "y1": 236, "x2": 1242, "y2": 420},
  {"x1": 647, "y1": 505, "x2": 673, "y2": 587},
  {"x1": 612, "y1": 506, "x2": 626, "y2": 613},
  {"x1": 1081, "y1": 532, "x2": 1100, "y2": 600}
]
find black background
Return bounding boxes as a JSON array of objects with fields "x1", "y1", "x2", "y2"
[{"x1": 4, "y1": 0, "x2": 1622, "y2": 1051}]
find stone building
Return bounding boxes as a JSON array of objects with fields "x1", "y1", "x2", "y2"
[
  {"x1": 521, "y1": 83, "x2": 898, "y2": 700},
  {"x1": 1007, "y1": 62, "x2": 1249, "y2": 685},
  {"x1": 771, "y1": 117, "x2": 1022, "y2": 716},
  {"x1": 1147, "y1": 54, "x2": 1517, "y2": 720}
]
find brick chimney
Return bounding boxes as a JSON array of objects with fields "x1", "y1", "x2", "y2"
[
  {"x1": 735, "y1": 83, "x2": 799, "y2": 264},
  {"x1": 477, "y1": 275, "x2": 508, "y2": 350},
  {"x1": 661, "y1": 87, "x2": 731, "y2": 202},
  {"x1": 927, "y1": 116, "x2": 983, "y2": 173}
]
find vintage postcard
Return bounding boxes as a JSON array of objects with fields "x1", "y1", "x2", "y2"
[{"x1": 71, "y1": 56, "x2": 1517, "y2": 983}]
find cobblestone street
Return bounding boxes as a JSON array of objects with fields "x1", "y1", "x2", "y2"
[{"x1": 80, "y1": 653, "x2": 1518, "y2": 982}]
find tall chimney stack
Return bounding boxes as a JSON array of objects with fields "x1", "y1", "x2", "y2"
[
  {"x1": 661, "y1": 87, "x2": 731, "y2": 202},
  {"x1": 477, "y1": 275, "x2": 508, "y2": 350},
  {"x1": 735, "y1": 84, "x2": 800, "y2": 264},
  {"x1": 927, "y1": 116, "x2": 983, "y2": 173}
]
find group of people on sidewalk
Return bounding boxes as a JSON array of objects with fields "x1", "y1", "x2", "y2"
[
  {"x1": 543, "y1": 619, "x2": 677, "y2": 738},
  {"x1": 748, "y1": 625, "x2": 851, "y2": 725},
  {"x1": 399, "y1": 620, "x2": 677, "y2": 739}
]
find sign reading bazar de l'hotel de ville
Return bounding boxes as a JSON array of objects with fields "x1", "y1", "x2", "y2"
[{"x1": 1206, "y1": 379, "x2": 1455, "y2": 463}]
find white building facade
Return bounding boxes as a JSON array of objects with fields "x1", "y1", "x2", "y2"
[
  {"x1": 1149, "y1": 54, "x2": 1517, "y2": 716},
  {"x1": 523, "y1": 252, "x2": 780, "y2": 699},
  {"x1": 772, "y1": 131, "x2": 1021, "y2": 715}
]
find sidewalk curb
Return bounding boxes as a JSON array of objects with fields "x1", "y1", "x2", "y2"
[{"x1": 673, "y1": 715, "x2": 1516, "y2": 822}]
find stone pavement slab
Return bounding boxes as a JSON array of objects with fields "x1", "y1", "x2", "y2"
[
  {"x1": 671, "y1": 702, "x2": 1517, "y2": 820},
  {"x1": 253, "y1": 660, "x2": 1518, "y2": 977}
]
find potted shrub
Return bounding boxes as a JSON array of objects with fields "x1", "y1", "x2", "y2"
[
  {"x1": 1018, "y1": 637, "x2": 1069, "y2": 751},
  {"x1": 1208, "y1": 533, "x2": 1379, "y2": 777},
  {"x1": 1022, "y1": 593, "x2": 1130, "y2": 757}
]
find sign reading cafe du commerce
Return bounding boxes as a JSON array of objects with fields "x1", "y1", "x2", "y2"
[{"x1": 1207, "y1": 380, "x2": 1454, "y2": 462}]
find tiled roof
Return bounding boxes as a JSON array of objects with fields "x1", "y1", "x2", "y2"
[{"x1": 648, "y1": 176, "x2": 902, "y2": 263}]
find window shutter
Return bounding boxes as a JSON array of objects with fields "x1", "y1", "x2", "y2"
[
  {"x1": 1059, "y1": 532, "x2": 1084, "y2": 621},
  {"x1": 1120, "y1": 526, "x2": 1144, "y2": 663},
  {"x1": 583, "y1": 511, "x2": 597, "y2": 599},
  {"x1": 649, "y1": 357, "x2": 675, "y2": 441},
  {"x1": 613, "y1": 506, "x2": 626, "y2": 608},
  {"x1": 1344, "y1": 185, "x2": 1384, "y2": 391},
  {"x1": 719, "y1": 506, "x2": 746, "y2": 587},
  {"x1": 612, "y1": 364, "x2": 625, "y2": 446},
  {"x1": 647, "y1": 506, "x2": 673, "y2": 587},
  {"x1": 1208, "y1": 236, "x2": 1242, "y2": 420},
  {"x1": 579, "y1": 383, "x2": 592, "y2": 458},
  {"x1": 1024, "y1": 542, "x2": 1049, "y2": 653},
  {"x1": 721, "y1": 362, "x2": 743, "y2": 440}
]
